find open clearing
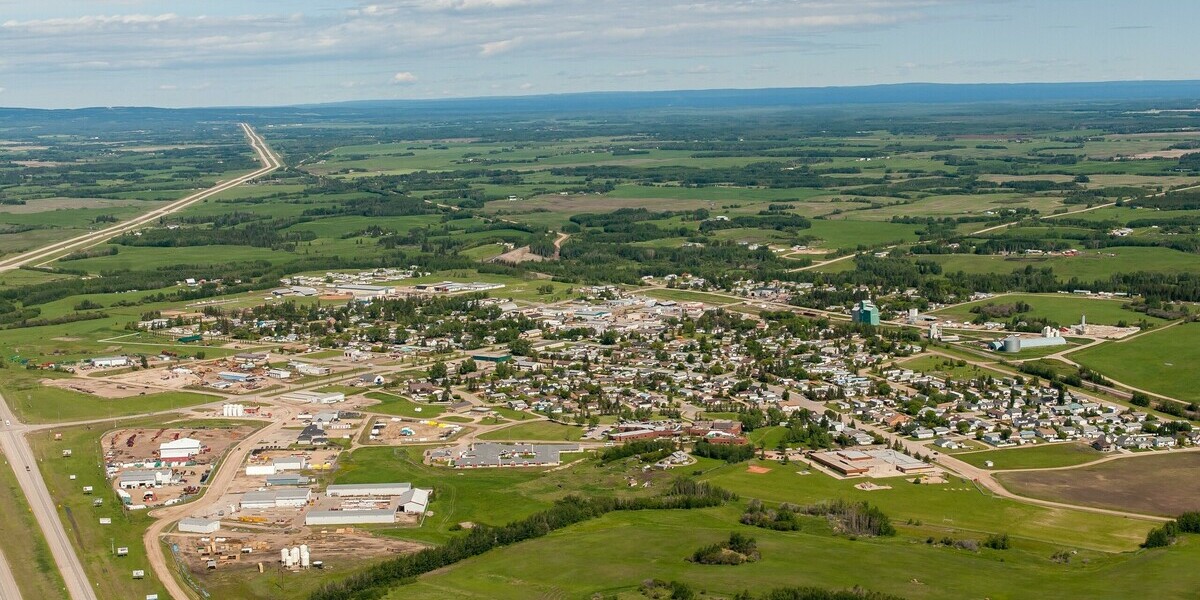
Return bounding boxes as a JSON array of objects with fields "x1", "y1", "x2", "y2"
[
  {"x1": 933, "y1": 293, "x2": 1161, "y2": 327},
  {"x1": 998, "y1": 452, "x2": 1200, "y2": 516},
  {"x1": 477, "y1": 420, "x2": 583, "y2": 442}
]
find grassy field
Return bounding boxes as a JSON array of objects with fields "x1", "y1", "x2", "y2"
[
  {"x1": 1072, "y1": 323, "x2": 1200, "y2": 402},
  {"x1": 926, "y1": 247, "x2": 1200, "y2": 280},
  {"x1": 28, "y1": 416, "x2": 173, "y2": 600},
  {"x1": 933, "y1": 293, "x2": 1164, "y2": 327},
  {"x1": 362, "y1": 391, "x2": 447, "y2": 418},
  {"x1": 477, "y1": 420, "x2": 584, "y2": 442},
  {"x1": 899, "y1": 355, "x2": 1009, "y2": 381},
  {"x1": 0, "y1": 449, "x2": 68, "y2": 600},
  {"x1": 361, "y1": 455, "x2": 1179, "y2": 600},
  {"x1": 954, "y1": 443, "x2": 1105, "y2": 470},
  {"x1": 641, "y1": 288, "x2": 738, "y2": 305},
  {"x1": 0, "y1": 374, "x2": 220, "y2": 423},
  {"x1": 998, "y1": 452, "x2": 1200, "y2": 517}
]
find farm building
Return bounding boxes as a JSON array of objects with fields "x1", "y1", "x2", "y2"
[
  {"x1": 305, "y1": 509, "x2": 396, "y2": 526},
  {"x1": 326, "y1": 482, "x2": 412, "y2": 497},
  {"x1": 178, "y1": 518, "x2": 220, "y2": 534},
  {"x1": 158, "y1": 438, "x2": 202, "y2": 461}
]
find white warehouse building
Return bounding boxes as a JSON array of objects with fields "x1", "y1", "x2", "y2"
[
  {"x1": 326, "y1": 483, "x2": 412, "y2": 497},
  {"x1": 305, "y1": 509, "x2": 396, "y2": 526},
  {"x1": 178, "y1": 518, "x2": 220, "y2": 534},
  {"x1": 159, "y1": 438, "x2": 202, "y2": 461}
]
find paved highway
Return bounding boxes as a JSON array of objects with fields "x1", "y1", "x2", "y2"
[
  {"x1": 0, "y1": 495, "x2": 23, "y2": 599},
  {"x1": 0, "y1": 394, "x2": 97, "y2": 600},
  {"x1": 0, "y1": 123, "x2": 280, "y2": 272}
]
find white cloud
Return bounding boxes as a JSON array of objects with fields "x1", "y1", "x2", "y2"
[
  {"x1": 158, "y1": 84, "x2": 177, "y2": 90},
  {"x1": 519, "y1": 82, "x2": 533, "y2": 90},
  {"x1": 479, "y1": 37, "x2": 522, "y2": 57},
  {"x1": 392, "y1": 71, "x2": 418, "y2": 84}
]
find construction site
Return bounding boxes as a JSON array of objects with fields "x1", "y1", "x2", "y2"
[
  {"x1": 366, "y1": 416, "x2": 464, "y2": 445},
  {"x1": 167, "y1": 527, "x2": 422, "y2": 575}
]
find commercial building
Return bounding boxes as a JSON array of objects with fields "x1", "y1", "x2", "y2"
[
  {"x1": 240, "y1": 489, "x2": 312, "y2": 510},
  {"x1": 218, "y1": 372, "x2": 252, "y2": 383},
  {"x1": 470, "y1": 351, "x2": 511, "y2": 363},
  {"x1": 178, "y1": 518, "x2": 220, "y2": 534},
  {"x1": 451, "y1": 443, "x2": 579, "y2": 468},
  {"x1": 333, "y1": 284, "x2": 394, "y2": 299},
  {"x1": 117, "y1": 469, "x2": 174, "y2": 489},
  {"x1": 851, "y1": 300, "x2": 881, "y2": 326}
]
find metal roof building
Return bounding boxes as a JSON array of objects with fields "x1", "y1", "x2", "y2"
[{"x1": 326, "y1": 482, "x2": 412, "y2": 497}]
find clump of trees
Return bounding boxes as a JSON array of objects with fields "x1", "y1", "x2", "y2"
[
  {"x1": 692, "y1": 439, "x2": 755, "y2": 463},
  {"x1": 741, "y1": 499, "x2": 803, "y2": 531},
  {"x1": 599, "y1": 439, "x2": 676, "y2": 464},
  {"x1": 690, "y1": 532, "x2": 760, "y2": 565},
  {"x1": 803, "y1": 499, "x2": 895, "y2": 537},
  {"x1": 1143, "y1": 511, "x2": 1200, "y2": 548}
]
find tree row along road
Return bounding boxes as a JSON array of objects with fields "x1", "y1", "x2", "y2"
[{"x1": 0, "y1": 123, "x2": 281, "y2": 272}]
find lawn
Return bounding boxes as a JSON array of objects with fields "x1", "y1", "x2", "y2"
[
  {"x1": 998, "y1": 452, "x2": 1200, "y2": 517},
  {"x1": 1, "y1": 375, "x2": 221, "y2": 424},
  {"x1": 477, "y1": 420, "x2": 583, "y2": 442},
  {"x1": 362, "y1": 391, "x2": 447, "y2": 418},
  {"x1": 898, "y1": 355, "x2": 1009, "y2": 381},
  {"x1": 1072, "y1": 323, "x2": 1200, "y2": 402},
  {"x1": 933, "y1": 293, "x2": 1164, "y2": 327},
  {"x1": 954, "y1": 443, "x2": 1105, "y2": 470}
]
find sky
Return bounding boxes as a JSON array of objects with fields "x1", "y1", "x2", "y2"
[{"x1": 0, "y1": 0, "x2": 1198, "y2": 108}]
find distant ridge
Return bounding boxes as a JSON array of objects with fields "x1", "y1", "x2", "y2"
[{"x1": 2, "y1": 80, "x2": 1200, "y2": 115}]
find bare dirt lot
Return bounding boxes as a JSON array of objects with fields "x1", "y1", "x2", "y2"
[
  {"x1": 44, "y1": 377, "x2": 158, "y2": 399},
  {"x1": 103, "y1": 426, "x2": 253, "y2": 467},
  {"x1": 998, "y1": 452, "x2": 1200, "y2": 516},
  {"x1": 171, "y1": 528, "x2": 422, "y2": 574}
]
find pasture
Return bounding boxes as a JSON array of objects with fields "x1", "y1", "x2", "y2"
[{"x1": 1072, "y1": 323, "x2": 1200, "y2": 402}]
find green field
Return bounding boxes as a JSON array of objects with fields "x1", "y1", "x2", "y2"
[
  {"x1": 0, "y1": 449, "x2": 67, "y2": 599},
  {"x1": 642, "y1": 288, "x2": 738, "y2": 305},
  {"x1": 1072, "y1": 323, "x2": 1200, "y2": 402},
  {"x1": 0, "y1": 375, "x2": 220, "y2": 423},
  {"x1": 899, "y1": 355, "x2": 1009, "y2": 381},
  {"x1": 477, "y1": 420, "x2": 584, "y2": 442},
  {"x1": 934, "y1": 293, "x2": 1163, "y2": 327},
  {"x1": 927, "y1": 247, "x2": 1200, "y2": 280},
  {"x1": 363, "y1": 391, "x2": 447, "y2": 418},
  {"x1": 954, "y1": 443, "x2": 1105, "y2": 470}
]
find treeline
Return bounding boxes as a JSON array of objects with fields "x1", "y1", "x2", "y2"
[
  {"x1": 59, "y1": 246, "x2": 119, "y2": 261},
  {"x1": 700, "y1": 214, "x2": 811, "y2": 233},
  {"x1": 1131, "y1": 189, "x2": 1200, "y2": 210},
  {"x1": 114, "y1": 221, "x2": 317, "y2": 250},
  {"x1": 309, "y1": 480, "x2": 736, "y2": 600},
  {"x1": 549, "y1": 162, "x2": 882, "y2": 189},
  {"x1": 5, "y1": 310, "x2": 108, "y2": 330},
  {"x1": 642, "y1": 580, "x2": 906, "y2": 600},
  {"x1": 570, "y1": 207, "x2": 708, "y2": 228}
]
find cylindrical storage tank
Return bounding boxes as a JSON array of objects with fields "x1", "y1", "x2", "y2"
[
  {"x1": 280, "y1": 549, "x2": 288, "y2": 564},
  {"x1": 290, "y1": 547, "x2": 300, "y2": 565},
  {"x1": 1003, "y1": 337, "x2": 1021, "y2": 353}
]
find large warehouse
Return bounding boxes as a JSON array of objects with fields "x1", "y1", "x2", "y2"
[
  {"x1": 305, "y1": 509, "x2": 396, "y2": 526},
  {"x1": 326, "y1": 482, "x2": 412, "y2": 497}
]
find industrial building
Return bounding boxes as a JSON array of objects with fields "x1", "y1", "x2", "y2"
[
  {"x1": 851, "y1": 300, "x2": 881, "y2": 326},
  {"x1": 178, "y1": 518, "x2": 220, "y2": 534},
  {"x1": 222, "y1": 403, "x2": 246, "y2": 417},
  {"x1": 326, "y1": 482, "x2": 412, "y2": 497},
  {"x1": 218, "y1": 371, "x2": 252, "y2": 383},
  {"x1": 117, "y1": 469, "x2": 174, "y2": 489},
  {"x1": 333, "y1": 284, "x2": 394, "y2": 299},
  {"x1": 240, "y1": 489, "x2": 312, "y2": 510},
  {"x1": 305, "y1": 509, "x2": 396, "y2": 526},
  {"x1": 988, "y1": 327, "x2": 1067, "y2": 353},
  {"x1": 158, "y1": 438, "x2": 202, "y2": 461},
  {"x1": 89, "y1": 356, "x2": 130, "y2": 368},
  {"x1": 450, "y1": 443, "x2": 579, "y2": 468},
  {"x1": 281, "y1": 391, "x2": 345, "y2": 404},
  {"x1": 470, "y1": 351, "x2": 511, "y2": 363}
]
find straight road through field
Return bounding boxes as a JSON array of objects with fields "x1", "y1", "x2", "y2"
[
  {"x1": 0, "y1": 393, "x2": 97, "y2": 600},
  {"x1": 0, "y1": 123, "x2": 280, "y2": 272},
  {"x1": 0, "y1": 538, "x2": 22, "y2": 600}
]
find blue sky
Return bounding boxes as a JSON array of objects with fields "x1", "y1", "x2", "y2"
[{"x1": 0, "y1": 0, "x2": 1196, "y2": 108}]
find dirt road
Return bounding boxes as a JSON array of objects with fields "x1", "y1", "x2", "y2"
[
  {"x1": 0, "y1": 123, "x2": 280, "y2": 272},
  {"x1": 0, "y1": 394, "x2": 97, "y2": 600}
]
